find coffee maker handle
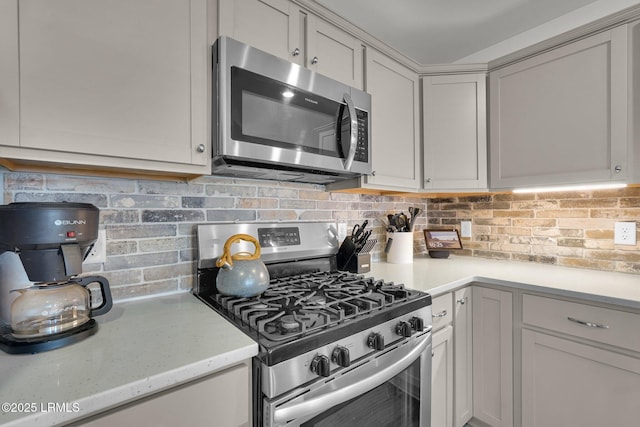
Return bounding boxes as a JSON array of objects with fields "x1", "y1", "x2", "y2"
[{"x1": 74, "y1": 275, "x2": 113, "y2": 317}]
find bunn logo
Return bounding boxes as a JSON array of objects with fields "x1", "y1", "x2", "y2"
[
  {"x1": 54, "y1": 219, "x2": 87, "y2": 226},
  {"x1": 304, "y1": 97, "x2": 319, "y2": 105}
]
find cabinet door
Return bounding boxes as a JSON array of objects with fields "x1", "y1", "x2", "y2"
[
  {"x1": 521, "y1": 330, "x2": 640, "y2": 427},
  {"x1": 489, "y1": 27, "x2": 628, "y2": 189},
  {"x1": 472, "y1": 286, "x2": 513, "y2": 427},
  {"x1": 432, "y1": 325, "x2": 454, "y2": 427},
  {"x1": 423, "y1": 74, "x2": 487, "y2": 191},
  {"x1": 15, "y1": 0, "x2": 208, "y2": 171},
  {"x1": 79, "y1": 363, "x2": 251, "y2": 426},
  {"x1": 306, "y1": 17, "x2": 363, "y2": 89},
  {"x1": 453, "y1": 287, "x2": 473, "y2": 427},
  {"x1": 0, "y1": 0, "x2": 19, "y2": 148},
  {"x1": 218, "y1": 0, "x2": 299, "y2": 64},
  {"x1": 364, "y1": 48, "x2": 421, "y2": 190}
]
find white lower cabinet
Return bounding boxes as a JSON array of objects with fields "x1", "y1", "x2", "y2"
[
  {"x1": 521, "y1": 330, "x2": 640, "y2": 427},
  {"x1": 432, "y1": 325, "x2": 454, "y2": 427},
  {"x1": 472, "y1": 286, "x2": 513, "y2": 427},
  {"x1": 431, "y1": 289, "x2": 473, "y2": 427},
  {"x1": 77, "y1": 363, "x2": 251, "y2": 427},
  {"x1": 453, "y1": 287, "x2": 473, "y2": 427}
]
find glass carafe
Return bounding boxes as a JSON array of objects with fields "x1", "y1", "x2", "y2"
[{"x1": 10, "y1": 276, "x2": 112, "y2": 338}]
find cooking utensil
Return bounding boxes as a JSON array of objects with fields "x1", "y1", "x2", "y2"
[
  {"x1": 216, "y1": 234, "x2": 269, "y2": 297},
  {"x1": 408, "y1": 207, "x2": 421, "y2": 231}
]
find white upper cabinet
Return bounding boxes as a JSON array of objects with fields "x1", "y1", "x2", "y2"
[
  {"x1": 0, "y1": 0, "x2": 19, "y2": 149},
  {"x1": 489, "y1": 26, "x2": 629, "y2": 189},
  {"x1": 218, "y1": 0, "x2": 363, "y2": 89},
  {"x1": 423, "y1": 73, "x2": 487, "y2": 191},
  {"x1": 356, "y1": 48, "x2": 421, "y2": 191},
  {"x1": 1, "y1": 0, "x2": 209, "y2": 176}
]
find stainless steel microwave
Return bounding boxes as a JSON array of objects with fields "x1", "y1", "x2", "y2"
[{"x1": 211, "y1": 36, "x2": 372, "y2": 184}]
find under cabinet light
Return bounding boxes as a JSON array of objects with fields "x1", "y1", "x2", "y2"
[{"x1": 512, "y1": 183, "x2": 627, "y2": 194}]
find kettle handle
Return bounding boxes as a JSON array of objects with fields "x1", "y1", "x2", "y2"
[
  {"x1": 73, "y1": 275, "x2": 113, "y2": 317},
  {"x1": 215, "y1": 234, "x2": 262, "y2": 269}
]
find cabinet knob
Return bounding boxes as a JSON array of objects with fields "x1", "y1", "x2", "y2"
[
  {"x1": 292, "y1": 47, "x2": 300, "y2": 57},
  {"x1": 371, "y1": 171, "x2": 376, "y2": 176},
  {"x1": 426, "y1": 178, "x2": 432, "y2": 183},
  {"x1": 196, "y1": 144, "x2": 206, "y2": 153},
  {"x1": 614, "y1": 165, "x2": 622, "y2": 173},
  {"x1": 456, "y1": 297, "x2": 467, "y2": 305},
  {"x1": 311, "y1": 56, "x2": 319, "y2": 65}
]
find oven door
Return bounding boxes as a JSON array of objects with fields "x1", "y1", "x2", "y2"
[{"x1": 264, "y1": 332, "x2": 431, "y2": 427}]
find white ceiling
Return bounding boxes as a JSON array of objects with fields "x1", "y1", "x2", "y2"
[{"x1": 312, "y1": 0, "x2": 639, "y2": 64}]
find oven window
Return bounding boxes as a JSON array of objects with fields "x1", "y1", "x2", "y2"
[{"x1": 302, "y1": 358, "x2": 421, "y2": 427}]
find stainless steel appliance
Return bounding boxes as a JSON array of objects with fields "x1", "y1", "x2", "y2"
[
  {"x1": 212, "y1": 36, "x2": 372, "y2": 184},
  {"x1": 196, "y1": 221, "x2": 432, "y2": 427},
  {"x1": 0, "y1": 202, "x2": 113, "y2": 354}
]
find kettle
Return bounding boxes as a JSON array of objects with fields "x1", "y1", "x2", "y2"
[
  {"x1": 10, "y1": 276, "x2": 113, "y2": 338},
  {"x1": 215, "y1": 234, "x2": 269, "y2": 297}
]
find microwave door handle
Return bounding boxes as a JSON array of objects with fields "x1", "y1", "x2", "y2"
[
  {"x1": 272, "y1": 334, "x2": 430, "y2": 423},
  {"x1": 342, "y1": 93, "x2": 358, "y2": 171}
]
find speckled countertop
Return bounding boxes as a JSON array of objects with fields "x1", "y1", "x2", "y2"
[
  {"x1": 0, "y1": 293, "x2": 258, "y2": 427},
  {"x1": 2, "y1": 256, "x2": 639, "y2": 426},
  {"x1": 369, "y1": 255, "x2": 640, "y2": 309}
]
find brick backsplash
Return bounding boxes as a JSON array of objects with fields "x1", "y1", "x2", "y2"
[
  {"x1": 2, "y1": 170, "x2": 639, "y2": 301},
  {"x1": 427, "y1": 188, "x2": 640, "y2": 274},
  {"x1": 1, "y1": 171, "x2": 426, "y2": 300}
]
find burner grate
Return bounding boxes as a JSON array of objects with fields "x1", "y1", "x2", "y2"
[{"x1": 213, "y1": 270, "x2": 418, "y2": 342}]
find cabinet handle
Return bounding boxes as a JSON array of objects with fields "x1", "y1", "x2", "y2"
[
  {"x1": 196, "y1": 144, "x2": 206, "y2": 153},
  {"x1": 311, "y1": 56, "x2": 318, "y2": 65},
  {"x1": 614, "y1": 165, "x2": 622, "y2": 173},
  {"x1": 292, "y1": 48, "x2": 300, "y2": 57},
  {"x1": 425, "y1": 178, "x2": 432, "y2": 183},
  {"x1": 456, "y1": 298, "x2": 466, "y2": 305},
  {"x1": 567, "y1": 317, "x2": 609, "y2": 329},
  {"x1": 432, "y1": 310, "x2": 447, "y2": 318}
]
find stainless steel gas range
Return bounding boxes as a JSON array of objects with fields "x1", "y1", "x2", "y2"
[{"x1": 195, "y1": 221, "x2": 432, "y2": 427}]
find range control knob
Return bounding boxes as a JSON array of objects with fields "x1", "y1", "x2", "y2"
[
  {"x1": 410, "y1": 316, "x2": 425, "y2": 332},
  {"x1": 396, "y1": 320, "x2": 413, "y2": 337},
  {"x1": 367, "y1": 332, "x2": 385, "y2": 350},
  {"x1": 331, "y1": 346, "x2": 351, "y2": 367},
  {"x1": 310, "y1": 354, "x2": 331, "y2": 377}
]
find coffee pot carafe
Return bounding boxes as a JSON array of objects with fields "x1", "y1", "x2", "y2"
[
  {"x1": 11, "y1": 276, "x2": 112, "y2": 338},
  {"x1": 0, "y1": 202, "x2": 113, "y2": 353}
]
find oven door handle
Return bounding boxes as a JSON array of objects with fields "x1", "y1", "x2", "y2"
[
  {"x1": 342, "y1": 92, "x2": 358, "y2": 171},
  {"x1": 272, "y1": 334, "x2": 430, "y2": 423}
]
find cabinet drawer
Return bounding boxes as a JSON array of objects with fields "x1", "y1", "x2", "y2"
[
  {"x1": 431, "y1": 293, "x2": 453, "y2": 331},
  {"x1": 522, "y1": 294, "x2": 640, "y2": 353}
]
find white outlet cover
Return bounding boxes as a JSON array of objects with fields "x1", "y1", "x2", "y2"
[
  {"x1": 461, "y1": 221, "x2": 472, "y2": 238},
  {"x1": 614, "y1": 222, "x2": 637, "y2": 245}
]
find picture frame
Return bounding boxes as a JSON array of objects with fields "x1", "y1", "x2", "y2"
[{"x1": 423, "y1": 229, "x2": 463, "y2": 251}]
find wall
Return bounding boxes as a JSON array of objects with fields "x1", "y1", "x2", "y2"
[
  {"x1": 427, "y1": 188, "x2": 640, "y2": 274},
  {"x1": 2, "y1": 171, "x2": 639, "y2": 302},
  {"x1": 1, "y1": 171, "x2": 426, "y2": 301}
]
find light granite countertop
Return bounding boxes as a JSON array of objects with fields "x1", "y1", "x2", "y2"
[
  {"x1": 1, "y1": 256, "x2": 639, "y2": 426},
  {"x1": 369, "y1": 255, "x2": 640, "y2": 309},
  {"x1": 0, "y1": 293, "x2": 258, "y2": 427}
]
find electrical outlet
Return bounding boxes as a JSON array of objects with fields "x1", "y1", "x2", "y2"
[
  {"x1": 84, "y1": 229, "x2": 107, "y2": 264},
  {"x1": 461, "y1": 221, "x2": 472, "y2": 238},
  {"x1": 614, "y1": 222, "x2": 637, "y2": 245}
]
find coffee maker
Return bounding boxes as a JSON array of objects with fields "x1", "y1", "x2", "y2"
[{"x1": 0, "y1": 202, "x2": 113, "y2": 354}]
